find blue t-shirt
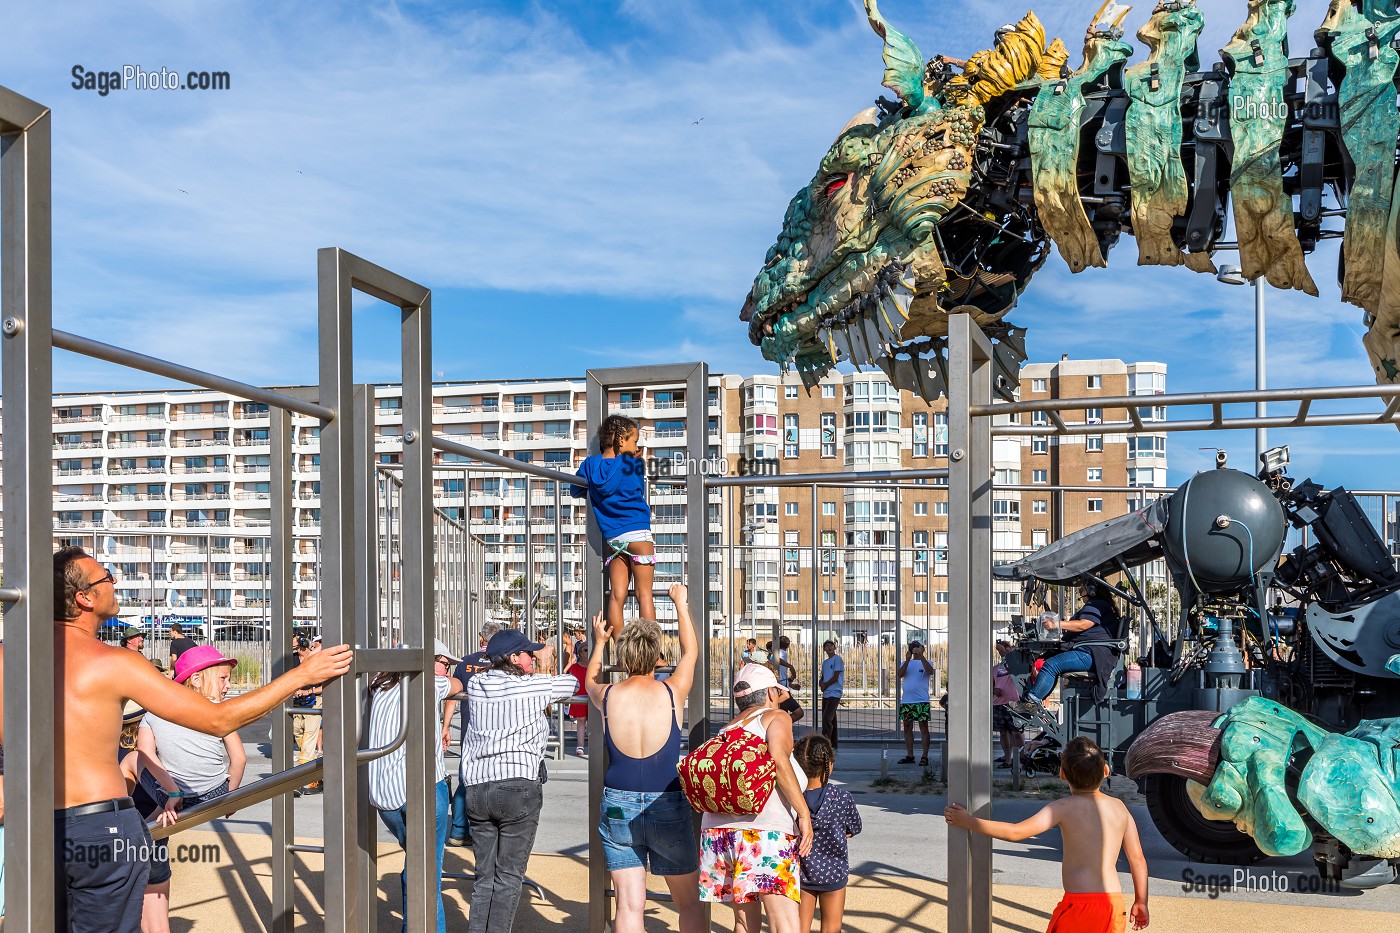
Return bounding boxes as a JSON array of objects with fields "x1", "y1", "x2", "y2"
[
  {"x1": 570, "y1": 454, "x2": 650, "y2": 540},
  {"x1": 1067, "y1": 598, "x2": 1120, "y2": 645}
]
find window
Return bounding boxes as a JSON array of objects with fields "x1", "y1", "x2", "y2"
[
  {"x1": 912, "y1": 412, "x2": 928, "y2": 457},
  {"x1": 378, "y1": 397, "x2": 402, "y2": 410},
  {"x1": 785, "y1": 501, "x2": 799, "y2": 516},
  {"x1": 513, "y1": 394, "x2": 534, "y2": 412},
  {"x1": 785, "y1": 385, "x2": 798, "y2": 399},
  {"x1": 822, "y1": 589, "x2": 836, "y2": 604},
  {"x1": 1087, "y1": 498, "x2": 1103, "y2": 513},
  {"x1": 1085, "y1": 407, "x2": 1103, "y2": 424},
  {"x1": 784, "y1": 414, "x2": 799, "y2": 457},
  {"x1": 746, "y1": 385, "x2": 777, "y2": 406},
  {"x1": 1033, "y1": 499, "x2": 1048, "y2": 514},
  {"x1": 935, "y1": 590, "x2": 949, "y2": 605},
  {"x1": 934, "y1": 501, "x2": 949, "y2": 516},
  {"x1": 1032, "y1": 436, "x2": 1048, "y2": 455},
  {"x1": 992, "y1": 499, "x2": 1020, "y2": 522},
  {"x1": 934, "y1": 412, "x2": 948, "y2": 457},
  {"x1": 1087, "y1": 375, "x2": 1102, "y2": 389},
  {"x1": 1128, "y1": 436, "x2": 1166, "y2": 459},
  {"x1": 914, "y1": 501, "x2": 928, "y2": 516},
  {"x1": 1033, "y1": 469, "x2": 1048, "y2": 484},
  {"x1": 821, "y1": 500, "x2": 836, "y2": 517},
  {"x1": 820, "y1": 412, "x2": 836, "y2": 458},
  {"x1": 1087, "y1": 468, "x2": 1103, "y2": 482},
  {"x1": 1086, "y1": 434, "x2": 1103, "y2": 452},
  {"x1": 1032, "y1": 410, "x2": 1048, "y2": 427},
  {"x1": 914, "y1": 590, "x2": 928, "y2": 605},
  {"x1": 1032, "y1": 529, "x2": 1048, "y2": 547},
  {"x1": 1031, "y1": 378, "x2": 1047, "y2": 392},
  {"x1": 786, "y1": 588, "x2": 799, "y2": 603},
  {"x1": 821, "y1": 384, "x2": 836, "y2": 398}
]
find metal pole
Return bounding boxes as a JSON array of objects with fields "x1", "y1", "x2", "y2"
[
  {"x1": 1255, "y1": 278, "x2": 1267, "y2": 468},
  {"x1": 947, "y1": 313, "x2": 995, "y2": 933},
  {"x1": 810, "y1": 484, "x2": 820, "y2": 725},
  {"x1": 1, "y1": 85, "x2": 56, "y2": 930},
  {"x1": 269, "y1": 406, "x2": 295, "y2": 933}
]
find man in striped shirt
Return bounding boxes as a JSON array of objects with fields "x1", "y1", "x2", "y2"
[{"x1": 461, "y1": 629, "x2": 578, "y2": 933}]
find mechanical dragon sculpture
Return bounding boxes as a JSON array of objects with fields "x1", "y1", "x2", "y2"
[{"x1": 740, "y1": 0, "x2": 1398, "y2": 400}]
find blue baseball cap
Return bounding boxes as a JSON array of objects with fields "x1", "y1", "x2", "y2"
[{"x1": 485, "y1": 628, "x2": 545, "y2": 660}]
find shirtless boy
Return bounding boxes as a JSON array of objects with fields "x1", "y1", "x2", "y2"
[
  {"x1": 0, "y1": 547, "x2": 354, "y2": 932},
  {"x1": 944, "y1": 736, "x2": 1148, "y2": 932}
]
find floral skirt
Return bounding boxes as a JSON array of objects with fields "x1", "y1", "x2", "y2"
[{"x1": 698, "y1": 828, "x2": 800, "y2": 904}]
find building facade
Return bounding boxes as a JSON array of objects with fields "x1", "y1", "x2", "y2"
[{"x1": 6, "y1": 359, "x2": 1167, "y2": 642}]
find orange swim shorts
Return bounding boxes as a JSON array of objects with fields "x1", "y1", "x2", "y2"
[{"x1": 1045, "y1": 892, "x2": 1125, "y2": 933}]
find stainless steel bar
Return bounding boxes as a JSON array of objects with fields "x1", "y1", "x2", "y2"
[
  {"x1": 810, "y1": 484, "x2": 820, "y2": 728},
  {"x1": 316, "y1": 246, "x2": 365, "y2": 932},
  {"x1": 584, "y1": 371, "x2": 609, "y2": 933},
  {"x1": 1, "y1": 87, "x2": 56, "y2": 931},
  {"x1": 947, "y1": 313, "x2": 995, "y2": 933},
  {"x1": 706, "y1": 467, "x2": 949, "y2": 487},
  {"x1": 51, "y1": 329, "x2": 334, "y2": 420},
  {"x1": 152, "y1": 760, "x2": 325, "y2": 840},
  {"x1": 525, "y1": 479, "x2": 535, "y2": 639},
  {"x1": 401, "y1": 289, "x2": 439, "y2": 933},
  {"x1": 993, "y1": 409, "x2": 1400, "y2": 435},
  {"x1": 431, "y1": 433, "x2": 585, "y2": 487},
  {"x1": 976, "y1": 379, "x2": 1400, "y2": 416},
  {"x1": 356, "y1": 673, "x2": 412, "y2": 764},
  {"x1": 270, "y1": 406, "x2": 295, "y2": 933},
  {"x1": 353, "y1": 386, "x2": 381, "y2": 933},
  {"x1": 0, "y1": 587, "x2": 22, "y2": 603}
]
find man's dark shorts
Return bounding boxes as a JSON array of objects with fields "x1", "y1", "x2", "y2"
[
  {"x1": 56, "y1": 802, "x2": 150, "y2": 932},
  {"x1": 992, "y1": 704, "x2": 1018, "y2": 732}
]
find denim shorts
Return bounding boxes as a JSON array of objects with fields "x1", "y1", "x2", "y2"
[{"x1": 598, "y1": 787, "x2": 698, "y2": 875}]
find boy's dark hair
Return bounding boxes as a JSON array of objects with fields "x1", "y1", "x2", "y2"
[
  {"x1": 1061, "y1": 736, "x2": 1107, "y2": 790},
  {"x1": 779, "y1": 635, "x2": 791, "y2": 649},
  {"x1": 598, "y1": 414, "x2": 639, "y2": 453},
  {"x1": 54, "y1": 546, "x2": 92, "y2": 621},
  {"x1": 794, "y1": 734, "x2": 835, "y2": 781}
]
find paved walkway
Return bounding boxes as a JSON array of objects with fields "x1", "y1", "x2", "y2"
[{"x1": 167, "y1": 826, "x2": 1400, "y2": 932}]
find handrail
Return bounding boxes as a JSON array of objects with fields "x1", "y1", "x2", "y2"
[
  {"x1": 356, "y1": 674, "x2": 413, "y2": 764},
  {"x1": 150, "y1": 759, "x2": 323, "y2": 840},
  {"x1": 705, "y1": 467, "x2": 949, "y2": 488},
  {"x1": 51, "y1": 330, "x2": 334, "y2": 421},
  {"x1": 430, "y1": 434, "x2": 586, "y2": 487}
]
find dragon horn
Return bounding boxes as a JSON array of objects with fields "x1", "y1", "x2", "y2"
[
  {"x1": 1124, "y1": 710, "x2": 1223, "y2": 784},
  {"x1": 864, "y1": 0, "x2": 926, "y2": 112},
  {"x1": 1112, "y1": 5, "x2": 1133, "y2": 30},
  {"x1": 1090, "y1": 0, "x2": 1114, "y2": 25}
]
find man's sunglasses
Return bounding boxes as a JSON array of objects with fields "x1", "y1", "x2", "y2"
[{"x1": 78, "y1": 571, "x2": 116, "y2": 592}]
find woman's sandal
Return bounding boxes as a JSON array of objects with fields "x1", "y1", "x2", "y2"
[{"x1": 919, "y1": 755, "x2": 929, "y2": 767}]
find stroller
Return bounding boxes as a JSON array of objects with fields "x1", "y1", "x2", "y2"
[{"x1": 1017, "y1": 729, "x2": 1062, "y2": 777}]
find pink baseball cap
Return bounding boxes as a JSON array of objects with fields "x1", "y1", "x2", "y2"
[
  {"x1": 734, "y1": 662, "x2": 780, "y2": 697},
  {"x1": 175, "y1": 644, "x2": 238, "y2": 684}
]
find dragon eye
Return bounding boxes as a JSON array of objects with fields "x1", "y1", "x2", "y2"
[{"x1": 823, "y1": 175, "x2": 849, "y2": 199}]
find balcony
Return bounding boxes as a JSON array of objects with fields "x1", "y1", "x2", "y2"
[
  {"x1": 54, "y1": 439, "x2": 102, "y2": 450},
  {"x1": 107, "y1": 466, "x2": 168, "y2": 476},
  {"x1": 233, "y1": 436, "x2": 270, "y2": 448},
  {"x1": 171, "y1": 436, "x2": 229, "y2": 448}
]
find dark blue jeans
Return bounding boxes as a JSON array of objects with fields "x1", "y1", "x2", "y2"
[
  {"x1": 1027, "y1": 648, "x2": 1094, "y2": 702},
  {"x1": 378, "y1": 779, "x2": 451, "y2": 933},
  {"x1": 450, "y1": 778, "x2": 471, "y2": 843}
]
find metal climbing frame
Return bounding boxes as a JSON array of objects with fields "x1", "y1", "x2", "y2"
[
  {"x1": 941, "y1": 314, "x2": 1400, "y2": 933},
  {"x1": 584, "y1": 363, "x2": 711, "y2": 933}
]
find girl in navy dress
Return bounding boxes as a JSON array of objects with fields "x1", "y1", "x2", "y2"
[{"x1": 793, "y1": 735, "x2": 862, "y2": 933}]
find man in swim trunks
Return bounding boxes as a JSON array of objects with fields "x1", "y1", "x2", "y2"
[{"x1": 0, "y1": 547, "x2": 354, "y2": 933}]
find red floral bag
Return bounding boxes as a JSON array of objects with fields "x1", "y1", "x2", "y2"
[{"x1": 678, "y1": 715, "x2": 777, "y2": 815}]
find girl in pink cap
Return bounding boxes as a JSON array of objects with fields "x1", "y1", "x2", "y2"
[{"x1": 132, "y1": 645, "x2": 246, "y2": 932}]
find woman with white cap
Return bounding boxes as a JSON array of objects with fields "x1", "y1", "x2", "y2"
[
  {"x1": 134, "y1": 644, "x2": 246, "y2": 933},
  {"x1": 461, "y1": 628, "x2": 580, "y2": 933},
  {"x1": 698, "y1": 662, "x2": 814, "y2": 933},
  {"x1": 365, "y1": 638, "x2": 463, "y2": 933}
]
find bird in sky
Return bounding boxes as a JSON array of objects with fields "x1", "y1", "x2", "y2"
[{"x1": 692, "y1": 117, "x2": 703, "y2": 125}]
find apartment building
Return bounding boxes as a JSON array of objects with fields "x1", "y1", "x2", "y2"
[{"x1": 6, "y1": 359, "x2": 1167, "y2": 641}]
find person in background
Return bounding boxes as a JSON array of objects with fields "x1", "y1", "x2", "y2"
[
  {"x1": 819, "y1": 640, "x2": 844, "y2": 748},
  {"x1": 741, "y1": 638, "x2": 757, "y2": 665},
  {"x1": 1017, "y1": 581, "x2": 1123, "y2": 716},
  {"x1": 585, "y1": 586, "x2": 704, "y2": 933},
  {"x1": 566, "y1": 650, "x2": 589, "y2": 757},
  {"x1": 793, "y1": 735, "x2": 861, "y2": 933},
  {"x1": 135, "y1": 646, "x2": 248, "y2": 933},
  {"x1": 897, "y1": 641, "x2": 935, "y2": 766},
  {"x1": 121, "y1": 626, "x2": 146, "y2": 654},
  {"x1": 366, "y1": 640, "x2": 462, "y2": 933},
  {"x1": 993, "y1": 640, "x2": 1023, "y2": 769},
  {"x1": 461, "y1": 629, "x2": 578, "y2": 933},
  {"x1": 290, "y1": 636, "x2": 325, "y2": 797},
  {"x1": 443, "y1": 622, "x2": 500, "y2": 848},
  {"x1": 168, "y1": 623, "x2": 197, "y2": 667}
]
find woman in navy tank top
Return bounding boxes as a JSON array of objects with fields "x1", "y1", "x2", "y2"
[{"x1": 584, "y1": 583, "x2": 704, "y2": 933}]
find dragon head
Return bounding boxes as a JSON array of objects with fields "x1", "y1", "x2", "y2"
[{"x1": 741, "y1": 1, "x2": 1068, "y2": 399}]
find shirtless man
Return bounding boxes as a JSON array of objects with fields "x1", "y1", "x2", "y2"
[
  {"x1": 945, "y1": 736, "x2": 1149, "y2": 932},
  {"x1": 0, "y1": 547, "x2": 354, "y2": 932}
]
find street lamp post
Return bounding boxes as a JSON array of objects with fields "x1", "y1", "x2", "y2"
[{"x1": 1216, "y1": 264, "x2": 1266, "y2": 469}]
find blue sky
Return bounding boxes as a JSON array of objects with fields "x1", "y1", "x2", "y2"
[{"x1": 4, "y1": 0, "x2": 1385, "y2": 489}]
